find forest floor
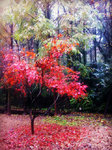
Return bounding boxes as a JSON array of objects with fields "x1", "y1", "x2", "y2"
[{"x1": 0, "y1": 113, "x2": 112, "y2": 150}]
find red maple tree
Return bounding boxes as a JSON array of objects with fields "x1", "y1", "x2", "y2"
[
  {"x1": 1, "y1": 35, "x2": 87, "y2": 134},
  {"x1": 35, "y1": 36, "x2": 87, "y2": 116}
]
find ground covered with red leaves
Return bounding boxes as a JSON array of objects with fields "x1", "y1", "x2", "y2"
[{"x1": 0, "y1": 114, "x2": 112, "y2": 150}]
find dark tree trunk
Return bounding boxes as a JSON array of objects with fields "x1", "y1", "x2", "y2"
[
  {"x1": 54, "y1": 93, "x2": 57, "y2": 115},
  {"x1": 44, "y1": 3, "x2": 51, "y2": 38},
  {"x1": 90, "y1": 48, "x2": 93, "y2": 63},
  {"x1": 104, "y1": 88, "x2": 112, "y2": 117},
  {"x1": 57, "y1": 2, "x2": 60, "y2": 34},
  {"x1": 15, "y1": 40, "x2": 19, "y2": 52},
  {"x1": 94, "y1": 39, "x2": 97, "y2": 62},
  {"x1": 23, "y1": 96, "x2": 27, "y2": 114},
  {"x1": 7, "y1": 89, "x2": 11, "y2": 115},
  {"x1": 28, "y1": 85, "x2": 41, "y2": 134},
  {"x1": 29, "y1": 109, "x2": 35, "y2": 135},
  {"x1": 5, "y1": 89, "x2": 8, "y2": 112},
  {"x1": 70, "y1": 21, "x2": 73, "y2": 36},
  {"x1": 93, "y1": 28, "x2": 97, "y2": 62},
  {"x1": 31, "y1": 38, "x2": 34, "y2": 50},
  {"x1": 108, "y1": 46, "x2": 112, "y2": 63},
  {"x1": 103, "y1": 53, "x2": 107, "y2": 63},
  {"x1": 45, "y1": 3, "x2": 51, "y2": 19},
  {"x1": 54, "y1": 93, "x2": 60, "y2": 116},
  {"x1": 96, "y1": 40, "x2": 107, "y2": 63},
  {"x1": 27, "y1": 40, "x2": 30, "y2": 51},
  {"x1": 83, "y1": 49, "x2": 86, "y2": 65},
  {"x1": 31, "y1": 118, "x2": 35, "y2": 134},
  {"x1": 10, "y1": 24, "x2": 13, "y2": 50},
  {"x1": 83, "y1": 23, "x2": 86, "y2": 65},
  {"x1": 77, "y1": 54, "x2": 81, "y2": 63}
]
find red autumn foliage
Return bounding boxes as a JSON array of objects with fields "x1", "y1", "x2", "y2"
[
  {"x1": 1, "y1": 36, "x2": 87, "y2": 99},
  {"x1": 36, "y1": 37, "x2": 87, "y2": 99},
  {"x1": 1, "y1": 49, "x2": 39, "y2": 96}
]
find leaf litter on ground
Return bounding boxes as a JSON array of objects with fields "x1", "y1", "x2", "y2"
[{"x1": 0, "y1": 113, "x2": 112, "y2": 150}]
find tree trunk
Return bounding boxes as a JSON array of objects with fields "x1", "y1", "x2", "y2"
[
  {"x1": 15, "y1": 40, "x2": 19, "y2": 52},
  {"x1": 54, "y1": 97, "x2": 57, "y2": 116},
  {"x1": 57, "y1": 2, "x2": 60, "y2": 34},
  {"x1": 27, "y1": 40, "x2": 30, "y2": 51},
  {"x1": 45, "y1": 3, "x2": 51, "y2": 19},
  {"x1": 90, "y1": 48, "x2": 93, "y2": 63},
  {"x1": 104, "y1": 89, "x2": 112, "y2": 117},
  {"x1": 108, "y1": 47, "x2": 112, "y2": 63},
  {"x1": 5, "y1": 89, "x2": 8, "y2": 112},
  {"x1": 93, "y1": 28, "x2": 97, "y2": 62},
  {"x1": 23, "y1": 96, "x2": 27, "y2": 114},
  {"x1": 94, "y1": 41, "x2": 97, "y2": 62},
  {"x1": 29, "y1": 109, "x2": 35, "y2": 134},
  {"x1": 54, "y1": 93, "x2": 59, "y2": 116},
  {"x1": 7, "y1": 89, "x2": 11, "y2": 115},
  {"x1": 31, "y1": 118, "x2": 35, "y2": 135},
  {"x1": 83, "y1": 49, "x2": 86, "y2": 65},
  {"x1": 10, "y1": 24, "x2": 13, "y2": 50},
  {"x1": 83, "y1": 23, "x2": 86, "y2": 65}
]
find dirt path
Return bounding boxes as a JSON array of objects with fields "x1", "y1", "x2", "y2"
[{"x1": 0, "y1": 114, "x2": 112, "y2": 150}]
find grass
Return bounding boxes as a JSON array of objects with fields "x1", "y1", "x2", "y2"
[
  {"x1": 43, "y1": 114, "x2": 112, "y2": 127},
  {"x1": 43, "y1": 115, "x2": 87, "y2": 126}
]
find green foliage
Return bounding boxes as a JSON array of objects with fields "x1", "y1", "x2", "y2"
[
  {"x1": 70, "y1": 97, "x2": 94, "y2": 112},
  {"x1": 58, "y1": 0, "x2": 102, "y2": 51},
  {"x1": 72, "y1": 34, "x2": 96, "y2": 49},
  {"x1": 73, "y1": 61, "x2": 91, "y2": 78},
  {"x1": 1, "y1": 0, "x2": 55, "y2": 43},
  {"x1": 34, "y1": 18, "x2": 56, "y2": 40},
  {"x1": 69, "y1": 61, "x2": 112, "y2": 113},
  {"x1": 85, "y1": 63, "x2": 112, "y2": 113}
]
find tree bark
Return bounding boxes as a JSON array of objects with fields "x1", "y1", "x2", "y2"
[
  {"x1": 31, "y1": 118, "x2": 35, "y2": 135},
  {"x1": 45, "y1": 3, "x2": 51, "y2": 19},
  {"x1": 83, "y1": 22, "x2": 86, "y2": 65},
  {"x1": 93, "y1": 28, "x2": 97, "y2": 62},
  {"x1": 54, "y1": 94, "x2": 57, "y2": 116},
  {"x1": 90, "y1": 48, "x2": 93, "y2": 63},
  {"x1": 27, "y1": 40, "x2": 30, "y2": 51},
  {"x1": 54, "y1": 93, "x2": 59, "y2": 115},
  {"x1": 83, "y1": 49, "x2": 86, "y2": 65},
  {"x1": 29, "y1": 110, "x2": 35, "y2": 134},
  {"x1": 57, "y1": 2, "x2": 60, "y2": 34},
  {"x1": 7, "y1": 89, "x2": 11, "y2": 115},
  {"x1": 5, "y1": 89, "x2": 8, "y2": 112},
  {"x1": 104, "y1": 88, "x2": 112, "y2": 117},
  {"x1": 10, "y1": 24, "x2": 13, "y2": 50}
]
